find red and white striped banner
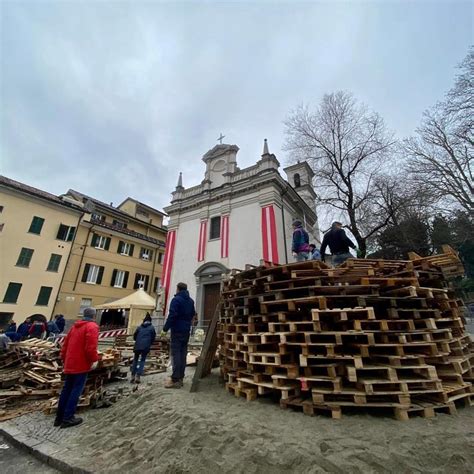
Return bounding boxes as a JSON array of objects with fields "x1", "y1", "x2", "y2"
[
  {"x1": 57, "y1": 328, "x2": 127, "y2": 345},
  {"x1": 197, "y1": 220, "x2": 208, "y2": 262},
  {"x1": 162, "y1": 230, "x2": 177, "y2": 306},
  {"x1": 220, "y1": 215, "x2": 229, "y2": 258},
  {"x1": 261, "y1": 205, "x2": 280, "y2": 264}
]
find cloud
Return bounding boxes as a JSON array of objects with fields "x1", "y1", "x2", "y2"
[{"x1": 1, "y1": 1, "x2": 472, "y2": 212}]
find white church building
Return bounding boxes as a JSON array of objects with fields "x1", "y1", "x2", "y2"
[{"x1": 162, "y1": 140, "x2": 319, "y2": 327}]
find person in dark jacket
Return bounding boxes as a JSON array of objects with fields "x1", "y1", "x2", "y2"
[
  {"x1": 29, "y1": 320, "x2": 46, "y2": 339},
  {"x1": 55, "y1": 307, "x2": 99, "y2": 429},
  {"x1": 47, "y1": 319, "x2": 60, "y2": 337},
  {"x1": 320, "y1": 222, "x2": 357, "y2": 266},
  {"x1": 7, "y1": 322, "x2": 16, "y2": 333},
  {"x1": 131, "y1": 313, "x2": 156, "y2": 384},
  {"x1": 292, "y1": 220, "x2": 311, "y2": 261},
  {"x1": 309, "y1": 244, "x2": 321, "y2": 261},
  {"x1": 17, "y1": 318, "x2": 31, "y2": 340},
  {"x1": 55, "y1": 314, "x2": 66, "y2": 333},
  {"x1": 162, "y1": 282, "x2": 196, "y2": 389}
]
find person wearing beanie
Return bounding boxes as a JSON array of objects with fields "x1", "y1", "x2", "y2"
[
  {"x1": 55, "y1": 307, "x2": 99, "y2": 429},
  {"x1": 292, "y1": 219, "x2": 311, "y2": 261},
  {"x1": 131, "y1": 313, "x2": 156, "y2": 383},
  {"x1": 162, "y1": 282, "x2": 196, "y2": 389}
]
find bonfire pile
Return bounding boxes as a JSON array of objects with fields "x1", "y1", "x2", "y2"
[
  {"x1": 0, "y1": 338, "x2": 122, "y2": 421},
  {"x1": 219, "y1": 246, "x2": 473, "y2": 420}
]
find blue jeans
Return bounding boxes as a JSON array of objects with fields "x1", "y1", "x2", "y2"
[
  {"x1": 57, "y1": 373, "x2": 88, "y2": 422},
  {"x1": 131, "y1": 350, "x2": 148, "y2": 376},
  {"x1": 296, "y1": 252, "x2": 309, "y2": 262},
  {"x1": 171, "y1": 332, "x2": 189, "y2": 382},
  {"x1": 333, "y1": 252, "x2": 353, "y2": 265}
]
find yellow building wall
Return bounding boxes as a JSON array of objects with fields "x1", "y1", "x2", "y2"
[
  {"x1": 55, "y1": 217, "x2": 165, "y2": 320},
  {"x1": 0, "y1": 189, "x2": 81, "y2": 323},
  {"x1": 117, "y1": 200, "x2": 164, "y2": 228}
]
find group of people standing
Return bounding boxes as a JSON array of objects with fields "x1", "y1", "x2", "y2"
[
  {"x1": 4, "y1": 314, "x2": 66, "y2": 342},
  {"x1": 55, "y1": 281, "x2": 196, "y2": 429},
  {"x1": 292, "y1": 219, "x2": 357, "y2": 265}
]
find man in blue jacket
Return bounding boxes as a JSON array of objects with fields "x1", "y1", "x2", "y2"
[{"x1": 162, "y1": 282, "x2": 196, "y2": 389}]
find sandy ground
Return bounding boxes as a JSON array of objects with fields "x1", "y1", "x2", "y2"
[{"x1": 5, "y1": 368, "x2": 474, "y2": 473}]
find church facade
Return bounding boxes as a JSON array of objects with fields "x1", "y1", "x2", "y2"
[{"x1": 162, "y1": 140, "x2": 319, "y2": 327}]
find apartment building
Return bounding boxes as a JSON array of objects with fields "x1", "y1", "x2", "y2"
[
  {"x1": 0, "y1": 176, "x2": 83, "y2": 325},
  {"x1": 53, "y1": 190, "x2": 167, "y2": 320}
]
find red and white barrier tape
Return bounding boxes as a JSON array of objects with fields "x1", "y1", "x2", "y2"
[{"x1": 56, "y1": 328, "x2": 127, "y2": 345}]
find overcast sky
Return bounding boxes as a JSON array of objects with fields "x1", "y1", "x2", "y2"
[{"x1": 1, "y1": 1, "x2": 472, "y2": 214}]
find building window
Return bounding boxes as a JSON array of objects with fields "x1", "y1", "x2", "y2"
[
  {"x1": 134, "y1": 273, "x2": 149, "y2": 291},
  {"x1": 3, "y1": 282, "x2": 22, "y2": 303},
  {"x1": 158, "y1": 252, "x2": 163, "y2": 264},
  {"x1": 136, "y1": 206, "x2": 149, "y2": 218},
  {"x1": 209, "y1": 216, "x2": 221, "y2": 240},
  {"x1": 140, "y1": 247, "x2": 153, "y2": 261},
  {"x1": 79, "y1": 298, "x2": 92, "y2": 314},
  {"x1": 154, "y1": 277, "x2": 161, "y2": 293},
  {"x1": 16, "y1": 248, "x2": 34, "y2": 267},
  {"x1": 91, "y1": 213, "x2": 105, "y2": 222},
  {"x1": 117, "y1": 241, "x2": 134, "y2": 256},
  {"x1": 91, "y1": 233, "x2": 111, "y2": 250},
  {"x1": 0, "y1": 206, "x2": 4, "y2": 213},
  {"x1": 36, "y1": 286, "x2": 52, "y2": 306},
  {"x1": 46, "y1": 253, "x2": 62, "y2": 272},
  {"x1": 29, "y1": 216, "x2": 45, "y2": 235},
  {"x1": 113, "y1": 219, "x2": 128, "y2": 229},
  {"x1": 294, "y1": 173, "x2": 301, "y2": 188},
  {"x1": 111, "y1": 269, "x2": 129, "y2": 288},
  {"x1": 81, "y1": 264, "x2": 104, "y2": 285},
  {"x1": 57, "y1": 224, "x2": 76, "y2": 241}
]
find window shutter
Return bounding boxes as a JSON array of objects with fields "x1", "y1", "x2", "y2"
[
  {"x1": 91, "y1": 234, "x2": 98, "y2": 247},
  {"x1": 144, "y1": 275, "x2": 149, "y2": 292},
  {"x1": 105, "y1": 237, "x2": 111, "y2": 250},
  {"x1": 123, "y1": 271, "x2": 129, "y2": 288},
  {"x1": 36, "y1": 286, "x2": 52, "y2": 306},
  {"x1": 134, "y1": 274, "x2": 140, "y2": 289},
  {"x1": 57, "y1": 224, "x2": 67, "y2": 240},
  {"x1": 67, "y1": 227, "x2": 76, "y2": 242},
  {"x1": 140, "y1": 247, "x2": 145, "y2": 258},
  {"x1": 82, "y1": 264, "x2": 90, "y2": 282},
  {"x1": 111, "y1": 269, "x2": 117, "y2": 286},
  {"x1": 97, "y1": 266, "x2": 104, "y2": 285},
  {"x1": 149, "y1": 250, "x2": 154, "y2": 261},
  {"x1": 117, "y1": 241, "x2": 124, "y2": 254},
  {"x1": 129, "y1": 244, "x2": 134, "y2": 257},
  {"x1": 3, "y1": 283, "x2": 22, "y2": 303}
]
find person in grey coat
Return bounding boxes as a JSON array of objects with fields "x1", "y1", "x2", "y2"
[{"x1": 131, "y1": 313, "x2": 156, "y2": 383}]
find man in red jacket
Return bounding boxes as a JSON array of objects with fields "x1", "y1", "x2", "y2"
[{"x1": 55, "y1": 307, "x2": 99, "y2": 428}]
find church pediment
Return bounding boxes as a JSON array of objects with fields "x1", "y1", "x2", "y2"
[{"x1": 202, "y1": 144, "x2": 239, "y2": 162}]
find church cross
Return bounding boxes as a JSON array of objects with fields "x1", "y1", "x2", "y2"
[{"x1": 217, "y1": 133, "x2": 225, "y2": 144}]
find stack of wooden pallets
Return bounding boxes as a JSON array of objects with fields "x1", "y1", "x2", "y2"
[
  {"x1": 0, "y1": 339, "x2": 123, "y2": 421},
  {"x1": 219, "y1": 247, "x2": 473, "y2": 420}
]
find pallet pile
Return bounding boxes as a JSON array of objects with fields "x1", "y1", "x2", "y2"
[
  {"x1": 115, "y1": 336, "x2": 170, "y2": 375},
  {"x1": 0, "y1": 339, "x2": 123, "y2": 421},
  {"x1": 219, "y1": 248, "x2": 473, "y2": 420}
]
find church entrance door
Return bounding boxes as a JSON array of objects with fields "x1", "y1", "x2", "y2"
[{"x1": 202, "y1": 283, "x2": 221, "y2": 329}]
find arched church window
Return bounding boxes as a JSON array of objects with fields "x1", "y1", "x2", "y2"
[{"x1": 294, "y1": 173, "x2": 301, "y2": 188}]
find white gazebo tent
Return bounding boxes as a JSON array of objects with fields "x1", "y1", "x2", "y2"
[{"x1": 96, "y1": 288, "x2": 156, "y2": 334}]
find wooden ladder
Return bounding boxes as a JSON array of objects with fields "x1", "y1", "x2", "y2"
[{"x1": 190, "y1": 302, "x2": 222, "y2": 392}]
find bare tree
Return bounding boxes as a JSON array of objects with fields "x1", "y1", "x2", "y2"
[
  {"x1": 284, "y1": 91, "x2": 396, "y2": 256},
  {"x1": 405, "y1": 48, "x2": 474, "y2": 213}
]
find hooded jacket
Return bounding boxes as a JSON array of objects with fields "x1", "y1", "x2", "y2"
[
  {"x1": 133, "y1": 321, "x2": 156, "y2": 352},
  {"x1": 163, "y1": 289, "x2": 196, "y2": 333},
  {"x1": 292, "y1": 225, "x2": 310, "y2": 253},
  {"x1": 61, "y1": 320, "x2": 99, "y2": 374}
]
